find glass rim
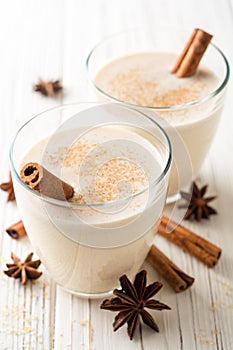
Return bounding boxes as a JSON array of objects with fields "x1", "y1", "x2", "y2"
[
  {"x1": 9, "y1": 102, "x2": 172, "y2": 208},
  {"x1": 86, "y1": 28, "x2": 230, "y2": 111}
]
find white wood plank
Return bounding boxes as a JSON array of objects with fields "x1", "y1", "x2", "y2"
[{"x1": 70, "y1": 297, "x2": 91, "y2": 350}]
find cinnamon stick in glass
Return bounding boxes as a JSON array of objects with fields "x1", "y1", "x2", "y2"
[
  {"x1": 6, "y1": 220, "x2": 27, "y2": 239},
  {"x1": 171, "y1": 28, "x2": 213, "y2": 78},
  {"x1": 158, "y1": 216, "x2": 222, "y2": 267},
  {"x1": 146, "y1": 245, "x2": 194, "y2": 292},
  {"x1": 20, "y1": 162, "x2": 74, "y2": 200}
]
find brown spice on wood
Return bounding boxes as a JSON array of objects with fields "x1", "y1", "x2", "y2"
[
  {"x1": 146, "y1": 245, "x2": 194, "y2": 292},
  {"x1": 100, "y1": 270, "x2": 170, "y2": 340},
  {"x1": 179, "y1": 181, "x2": 217, "y2": 221},
  {"x1": 0, "y1": 172, "x2": 15, "y2": 202},
  {"x1": 6, "y1": 220, "x2": 27, "y2": 240},
  {"x1": 33, "y1": 79, "x2": 63, "y2": 97},
  {"x1": 158, "y1": 216, "x2": 222, "y2": 268},
  {"x1": 4, "y1": 252, "x2": 42, "y2": 285}
]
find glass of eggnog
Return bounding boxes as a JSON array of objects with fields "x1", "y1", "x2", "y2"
[
  {"x1": 86, "y1": 28, "x2": 230, "y2": 202},
  {"x1": 10, "y1": 103, "x2": 172, "y2": 298}
]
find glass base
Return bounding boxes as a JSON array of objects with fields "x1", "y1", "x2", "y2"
[
  {"x1": 166, "y1": 192, "x2": 181, "y2": 204},
  {"x1": 60, "y1": 284, "x2": 115, "y2": 299}
]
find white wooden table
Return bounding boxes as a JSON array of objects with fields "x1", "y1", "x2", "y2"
[{"x1": 0, "y1": 1, "x2": 233, "y2": 349}]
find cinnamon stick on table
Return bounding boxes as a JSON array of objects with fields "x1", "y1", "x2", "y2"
[
  {"x1": 146, "y1": 245, "x2": 194, "y2": 293},
  {"x1": 20, "y1": 162, "x2": 74, "y2": 200},
  {"x1": 6, "y1": 220, "x2": 27, "y2": 240},
  {"x1": 158, "y1": 216, "x2": 222, "y2": 268},
  {"x1": 171, "y1": 28, "x2": 213, "y2": 78}
]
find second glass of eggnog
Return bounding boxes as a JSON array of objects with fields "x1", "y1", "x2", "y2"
[
  {"x1": 10, "y1": 103, "x2": 172, "y2": 298},
  {"x1": 87, "y1": 28, "x2": 230, "y2": 201}
]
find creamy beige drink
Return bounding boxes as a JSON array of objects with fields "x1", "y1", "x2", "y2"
[
  {"x1": 12, "y1": 116, "x2": 171, "y2": 297},
  {"x1": 95, "y1": 53, "x2": 219, "y2": 112},
  {"x1": 93, "y1": 52, "x2": 223, "y2": 197}
]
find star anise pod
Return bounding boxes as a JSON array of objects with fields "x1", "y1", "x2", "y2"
[
  {"x1": 0, "y1": 172, "x2": 15, "y2": 201},
  {"x1": 4, "y1": 252, "x2": 42, "y2": 285},
  {"x1": 179, "y1": 181, "x2": 217, "y2": 221},
  {"x1": 33, "y1": 79, "x2": 63, "y2": 97},
  {"x1": 100, "y1": 270, "x2": 171, "y2": 340}
]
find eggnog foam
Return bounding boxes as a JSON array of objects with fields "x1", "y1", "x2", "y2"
[{"x1": 95, "y1": 52, "x2": 219, "y2": 124}]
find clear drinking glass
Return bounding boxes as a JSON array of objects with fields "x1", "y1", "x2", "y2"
[
  {"x1": 86, "y1": 28, "x2": 230, "y2": 201},
  {"x1": 10, "y1": 102, "x2": 172, "y2": 298}
]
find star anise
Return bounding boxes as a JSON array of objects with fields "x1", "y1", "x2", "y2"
[
  {"x1": 100, "y1": 270, "x2": 171, "y2": 340},
  {"x1": 34, "y1": 79, "x2": 63, "y2": 97},
  {"x1": 179, "y1": 181, "x2": 217, "y2": 221},
  {"x1": 4, "y1": 252, "x2": 42, "y2": 285},
  {"x1": 0, "y1": 172, "x2": 15, "y2": 201}
]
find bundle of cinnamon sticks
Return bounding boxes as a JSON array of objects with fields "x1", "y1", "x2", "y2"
[{"x1": 146, "y1": 216, "x2": 222, "y2": 293}]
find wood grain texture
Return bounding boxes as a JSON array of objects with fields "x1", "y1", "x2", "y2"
[{"x1": 0, "y1": 0, "x2": 233, "y2": 349}]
